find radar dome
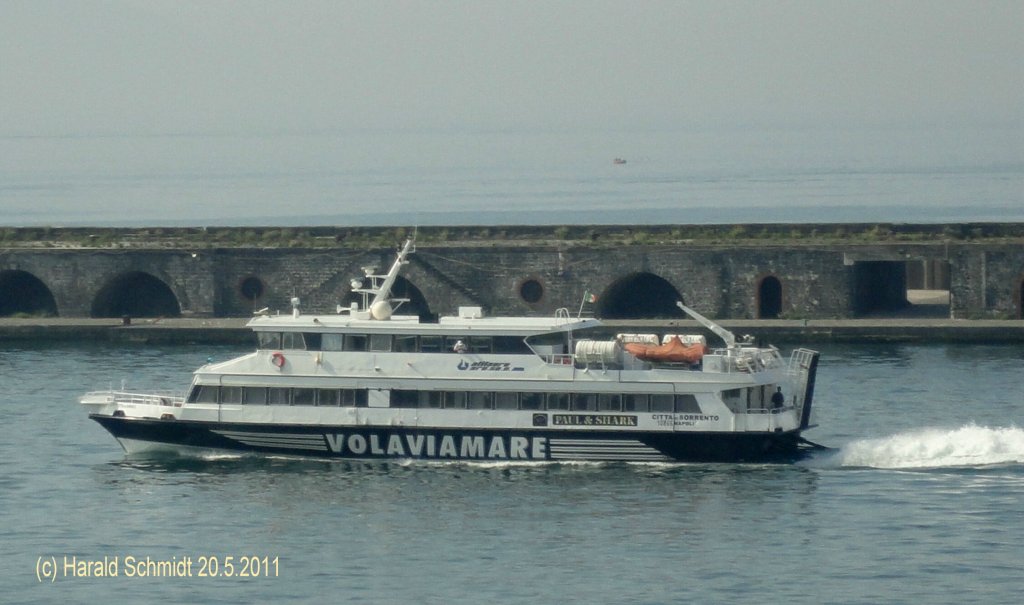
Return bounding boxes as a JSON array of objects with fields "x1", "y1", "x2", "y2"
[{"x1": 369, "y1": 300, "x2": 393, "y2": 320}]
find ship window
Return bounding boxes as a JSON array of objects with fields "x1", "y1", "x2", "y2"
[
  {"x1": 493, "y1": 336, "x2": 531, "y2": 354},
  {"x1": 419, "y1": 335, "x2": 442, "y2": 353},
  {"x1": 494, "y1": 392, "x2": 519, "y2": 410},
  {"x1": 322, "y1": 334, "x2": 344, "y2": 351},
  {"x1": 650, "y1": 394, "x2": 674, "y2": 412},
  {"x1": 623, "y1": 394, "x2": 649, "y2": 412},
  {"x1": 190, "y1": 385, "x2": 219, "y2": 404},
  {"x1": 268, "y1": 387, "x2": 291, "y2": 405},
  {"x1": 719, "y1": 388, "x2": 744, "y2": 413},
  {"x1": 244, "y1": 387, "x2": 268, "y2": 405},
  {"x1": 674, "y1": 394, "x2": 701, "y2": 413},
  {"x1": 369, "y1": 334, "x2": 392, "y2": 352},
  {"x1": 199, "y1": 386, "x2": 219, "y2": 404},
  {"x1": 446, "y1": 336, "x2": 470, "y2": 353},
  {"x1": 525, "y1": 332, "x2": 568, "y2": 358},
  {"x1": 415, "y1": 391, "x2": 442, "y2": 408},
  {"x1": 597, "y1": 394, "x2": 622, "y2": 411},
  {"x1": 317, "y1": 389, "x2": 340, "y2": 406},
  {"x1": 721, "y1": 388, "x2": 743, "y2": 408},
  {"x1": 470, "y1": 336, "x2": 493, "y2": 353},
  {"x1": 546, "y1": 393, "x2": 570, "y2": 410},
  {"x1": 257, "y1": 332, "x2": 281, "y2": 350},
  {"x1": 391, "y1": 390, "x2": 418, "y2": 408},
  {"x1": 344, "y1": 334, "x2": 368, "y2": 351},
  {"x1": 340, "y1": 389, "x2": 368, "y2": 407},
  {"x1": 281, "y1": 332, "x2": 305, "y2": 350},
  {"x1": 749, "y1": 387, "x2": 764, "y2": 410},
  {"x1": 444, "y1": 392, "x2": 467, "y2": 409},
  {"x1": 394, "y1": 334, "x2": 418, "y2": 352},
  {"x1": 220, "y1": 386, "x2": 243, "y2": 404},
  {"x1": 303, "y1": 333, "x2": 322, "y2": 350},
  {"x1": 520, "y1": 392, "x2": 543, "y2": 410},
  {"x1": 571, "y1": 393, "x2": 598, "y2": 411},
  {"x1": 467, "y1": 391, "x2": 492, "y2": 409},
  {"x1": 293, "y1": 388, "x2": 316, "y2": 406}
]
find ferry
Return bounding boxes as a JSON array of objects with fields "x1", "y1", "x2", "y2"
[{"x1": 80, "y1": 239, "x2": 821, "y2": 463}]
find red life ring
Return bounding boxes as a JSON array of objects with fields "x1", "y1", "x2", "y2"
[{"x1": 271, "y1": 352, "x2": 286, "y2": 368}]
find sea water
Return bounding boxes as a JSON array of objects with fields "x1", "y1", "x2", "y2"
[
  {"x1": 2, "y1": 126, "x2": 1023, "y2": 603},
  {"x1": 2, "y1": 342, "x2": 1023, "y2": 604},
  {"x1": 1, "y1": 127, "x2": 1021, "y2": 227}
]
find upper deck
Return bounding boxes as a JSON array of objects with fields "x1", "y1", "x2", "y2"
[
  {"x1": 247, "y1": 308, "x2": 604, "y2": 337},
  {"x1": 247, "y1": 237, "x2": 603, "y2": 338}
]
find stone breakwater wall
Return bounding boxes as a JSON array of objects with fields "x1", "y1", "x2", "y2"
[{"x1": 1, "y1": 224, "x2": 1023, "y2": 320}]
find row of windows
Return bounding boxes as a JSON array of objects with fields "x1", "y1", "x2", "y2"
[
  {"x1": 189, "y1": 385, "x2": 369, "y2": 406},
  {"x1": 256, "y1": 332, "x2": 534, "y2": 355},
  {"x1": 721, "y1": 385, "x2": 783, "y2": 412},
  {"x1": 186, "y1": 385, "x2": 702, "y2": 413},
  {"x1": 390, "y1": 390, "x2": 701, "y2": 413}
]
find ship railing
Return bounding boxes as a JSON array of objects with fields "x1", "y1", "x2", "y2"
[
  {"x1": 786, "y1": 348, "x2": 818, "y2": 378},
  {"x1": 543, "y1": 353, "x2": 575, "y2": 366},
  {"x1": 84, "y1": 390, "x2": 186, "y2": 407},
  {"x1": 739, "y1": 404, "x2": 795, "y2": 432},
  {"x1": 785, "y1": 348, "x2": 819, "y2": 418},
  {"x1": 645, "y1": 360, "x2": 701, "y2": 371},
  {"x1": 707, "y1": 347, "x2": 785, "y2": 374},
  {"x1": 745, "y1": 404, "x2": 795, "y2": 415}
]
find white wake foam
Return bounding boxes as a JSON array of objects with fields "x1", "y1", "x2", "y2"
[{"x1": 811, "y1": 424, "x2": 1024, "y2": 469}]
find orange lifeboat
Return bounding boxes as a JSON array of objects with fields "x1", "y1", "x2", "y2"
[{"x1": 624, "y1": 336, "x2": 707, "y2": 364}]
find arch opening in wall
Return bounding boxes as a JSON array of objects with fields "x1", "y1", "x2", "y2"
[
  {"x1": 518, "y1": 278, "x2": 544, "y2": 304},
  {"x1": 342, "y1": 275, "x2": 434, "y2": 322},
  {"x1": 854, "y1": 259, "x2": 953, "y2": 318},
  {"x1": 757, "y1": 275, "x2": 782, "y2": 319},
  {"x1": 0, "y1": 270, "x2": 58, "y2": 317},
  {"x1": 239, "y1": 276, "x2": 266, "y2": 306},
  {"x1": 852, "y1": 261, "x2": 909, "y2": 317},
  {"x1": 596, "y1": 272, "x2": 685, "y2": 319},
  {"x1": 91, "y1": 272, "x2": 181, "y2": 318}
]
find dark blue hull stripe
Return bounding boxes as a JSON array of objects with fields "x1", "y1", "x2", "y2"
[{"x1": 91, "y1": 415, "x2": 803, "y2": 463}]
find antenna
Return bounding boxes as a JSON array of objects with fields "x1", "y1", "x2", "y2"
[
  {"x1": 342, "y1": 236, "x2": 416, "y2": 319},
  {"x1": 370, "y1": 238, "x2": 415, "y2": 309}
]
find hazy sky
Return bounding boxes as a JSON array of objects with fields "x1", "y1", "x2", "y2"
[{"x1": 2, "y1": 0, "x2": 1022, "y2": 136}]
